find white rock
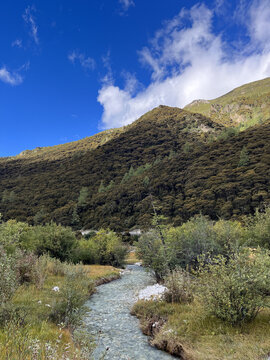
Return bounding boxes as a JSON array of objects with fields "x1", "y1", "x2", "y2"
[
  {"x1": 138, "y1": 284, "x2": 167, "y2": 301},
  {"x1": 134, "y1": 262, "x2": 142, "y2": 266},
  {"x1": 52, "y1": 286, "x2": 60, "y2": 292}
]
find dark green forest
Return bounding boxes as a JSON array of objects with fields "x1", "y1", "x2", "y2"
[{"x1": 0, "y1": 101, "x2": 270, "y2": 231}]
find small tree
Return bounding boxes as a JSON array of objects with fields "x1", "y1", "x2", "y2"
[
  {"x1": 238, "y1": 146, "x2": 249, "y2": 167},
  {"x1": 98, "y1": 180, "x2": 106, "y2": 193},
  {"x1": 78, "y1": 187, "x2": 88, "y2": 206},
  {"x1": 71, "y1": 205, "x2": 80, "y2": 227}
]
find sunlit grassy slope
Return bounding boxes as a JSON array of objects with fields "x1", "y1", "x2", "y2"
[{"x1": 185, "y1": 77, "x2": 270, "y2": 128}]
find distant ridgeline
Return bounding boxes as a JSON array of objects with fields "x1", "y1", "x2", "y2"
[{"x1": 1, "y1": 78, "x2": 270, "y2": 231}]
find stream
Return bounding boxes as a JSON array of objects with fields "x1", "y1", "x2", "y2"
[{"x1": 84, "y1": 264, "x2": 176, "y2": 360}]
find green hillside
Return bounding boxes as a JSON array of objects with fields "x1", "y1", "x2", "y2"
[
  {"x1": 185, "y1": 77, "x2": 270, "y2": 128},
  {"x1": 0, "y1": 106, "x2": 223, "y2": 229},
  {"x1": 1, "y1": 78, "x2": 270, "y2": 231}
]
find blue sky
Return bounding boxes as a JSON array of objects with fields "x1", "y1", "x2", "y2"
[{"x1": 1, "y1": 0, "x2": 270, "y2": 156}]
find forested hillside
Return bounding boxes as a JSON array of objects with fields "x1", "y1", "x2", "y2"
[{"x1": 1, "y1": 79, "x2": 270, "y2": 231}]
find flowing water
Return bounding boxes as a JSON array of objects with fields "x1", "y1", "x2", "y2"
[{"x1": 84, "y1": 264, "x2": 176, "y2": 360}]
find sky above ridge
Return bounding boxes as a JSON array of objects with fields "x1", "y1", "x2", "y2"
[{"x1": 1, "y1": 0, "x2": 270, "y2": 156}]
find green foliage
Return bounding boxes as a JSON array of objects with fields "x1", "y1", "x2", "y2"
[
  {"x1": 217, "y1": 127, "x2": 239, "y2": 141},
  {"x1": 121, "y1": 163, "x2": 152, "y2": 184},
  {"x1": 244, "y1": 206, "x2": 270, "y2": 249},
  {"x1": 22, "y1": 223, "x2": 77, "y2": 261},
  {"x1": 76, "y1": 229, "x2": 127, "y2": 267},
  {"x1": 137, "y1": 215, "x2": 247, "y2": 280},
  {"x1": 238, "y1": 146, "x2": 249, "y2": 167},
  {"x1": 0, "y1": 247, "x2": 18, "y2": 305},
  {"x1": 78, "y1": 187, "x2": 89, "y2": 207},
  {"x1": 182, "y1": 142, "x2": 191, "y2": 154},
  {"x1": 33, "y1": 207, "x2": 47, "y2": 225},
  {"x1": 165, "y1": 215, "x2": 220, "y2": 269},
  {"x1": 196, "y1": 249, "x2": 270, "y2": 325},
  {"x1": 98, "y1": 179, "x2": 115, "y2": 192},
  {"x1": 49, "y1": 267, "x2": 94, "y2": 328},
  {"x1": 71, "y1": 205, "x2": 80, "y2": 226},
  {"x1": 0, "y1": 219, "x2": 31, "y2": 253},
  {"x1": 136, "y1": 229, "x2": 169, "y2": 280}
]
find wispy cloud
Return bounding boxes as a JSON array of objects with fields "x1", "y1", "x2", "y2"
[
  {"x1": 98, "y1": 0, "x2": 270, "y2": 129},
  {"x1": 23, "y1": 6, "x2": 39, "y2": 45},
  {"x1": 11, "y1": 39, "x2": 23, "y2": 48},
  {"x1": 119, "y1": 0, "x2": 134, "y2": 14},
  {"x1": 68, "y1": 51, "x2": 96, "y2": 71},
  {"x1": 0, "y1": 67, "x2": 23, "y2": 86}
]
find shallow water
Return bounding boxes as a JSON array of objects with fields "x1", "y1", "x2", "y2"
[{"x1": 84, "y1": 264, "x2": 176, "y2": 360}]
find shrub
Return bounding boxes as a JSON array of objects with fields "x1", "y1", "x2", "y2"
[
  {"x1": 23, "y1": 222, "x2": 77, "y2": 261},
  {"x1": 196, "y1": 249, "x2": 270, "y2": 325},
  {"x1": 0, "y1": 247, "x2": 18, "y2": 305},
  {"x1": 14, "y1": 250, "x2": 39, "y2": 285},
  {"x1": 50, "y1": 267, "x2": 94, "y2": 328},
  {"x1": 136, "y1": 229, "x2": 169, "y2": 281},
  {"x1": 244, "y1": 206, "x2": 270, "y2": 249},
  {"x1": 163, "y1": 268, "x2": 193, "y2": 304},
  {"x1": 77, "y1": 229, "x2": 127, "y2": 267}
]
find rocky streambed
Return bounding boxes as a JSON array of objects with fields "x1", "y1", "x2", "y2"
[{"x1": 84, "y1": 264, "x2": 176, "y2": 360}]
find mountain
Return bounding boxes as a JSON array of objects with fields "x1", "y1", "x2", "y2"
[
  {"x1": 0, "y1": 78, "x2": 270, "y2": 231},
  {"x1": 185, "y1": 77, "x2": 270, "y2": 128}
]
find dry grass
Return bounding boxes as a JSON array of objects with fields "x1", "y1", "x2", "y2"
[
  {"x1": 82, "y1": 264, "x2": 120, "y2": 279},
  {"x1": 125, "y1": 248, "x2": 140, "y2": 264},
  {"x1": 133, "y1": 299, "x2": 270, "y2": 360}
]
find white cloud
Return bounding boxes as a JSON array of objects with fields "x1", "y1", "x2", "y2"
[
  {"x1": 0, "y1": 67, "x2": 23, "y2": 86},
  {"x1": 23, "y1": 6, "x2": 39, "y2": 45},
  {"x1": 248, "y1": 0, "x2": 270, "y2": 50},
  {"x1": 98, "y1": 1, "x2": 270, "y2": 129},
  {"x1": 11, "y1": 39, "x2": 22, "y2": 48},
  {"x1": 119, "y1": 0, "x2": 134, "y2": 13},
  {"x1": 68, "y1": 51, "x2": 96, "y2": 70}
]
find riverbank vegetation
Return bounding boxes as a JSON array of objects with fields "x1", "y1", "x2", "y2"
[
  {"x1": 0, "y1": 217, "x2": 122, "y2": 359},
  {"x1": 133, "y1": 208, "x2": 270, "y2": 359}
]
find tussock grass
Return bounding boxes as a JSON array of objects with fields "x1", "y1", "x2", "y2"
[{"x1": 132, "y1": 299, "x2": 270, "y2": 360}]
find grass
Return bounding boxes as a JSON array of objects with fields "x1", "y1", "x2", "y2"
[
  {"x1": 132, "y1": 299, "x2": 270, "y2": 360},
  {"x1": 125, "y1": 247, "x2": 140, "y2": 264},
  {"x1": 185, "y1": 77, "x2": 270, "y2": 129},
  {"x1": 0, "y1": 263, "x2": 120, "y2": 359}
]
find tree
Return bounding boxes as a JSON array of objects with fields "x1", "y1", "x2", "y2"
[
  {"x1": 78, "y1": 187, "x2": 88, "y2": 206},
  {"x1": 33, "y1": 207, "x2": 47, "y2": 225},
  {"x1": 238, "y1": 146, "x2": 249, "y2": 167},
  {"x1": 98, "y1": 180, "x2": 106, "y2": 193},
  {"x1": 71, "y1": 205, "x2": 80, "y2": 227}
]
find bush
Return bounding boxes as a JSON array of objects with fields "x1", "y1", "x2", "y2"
[
  {"x1": 163, "y1": 268, "x2": 193, "y2": 304},
  {"x1": 0, "y1": 247, "x2": 18, "y2": 305},
  {"x1": 50, "y1": 266, "x2": 94, "y2": 328},
  {"x1": 244, "y1": 206, "x2": 270, "y2": 249},
  {"x1": 22, "y1": 222, "x2": 77, "y2": 261},
  {"x1": 196, "y1": 249, "x2": 270, "y2": 325},
  {"x1": 136, "y1": 229, "x2": 169, "y2": 281},
  {"x1": 76, "y1": 229, "x2": 127, "y2": 267}
]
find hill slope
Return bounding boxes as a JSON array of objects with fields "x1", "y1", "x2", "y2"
[
  {"x1": 1, "y1": 78, "x2": 270, "y2": 231},
  {"x1": 185, "y1": 77, "x2": 270, "y2": 128},
  {"x1": 0, "y1": 106, "x2": 223, "y2": 229}
]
